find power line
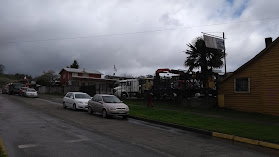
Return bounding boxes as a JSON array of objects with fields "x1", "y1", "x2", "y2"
[{"x1": 0, "y1": 16, "x2": 279, "y2": 45}]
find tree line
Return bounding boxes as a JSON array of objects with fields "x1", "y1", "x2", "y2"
[{"x1": 0, "y1": 60, "x2": 80, "y2": 87}]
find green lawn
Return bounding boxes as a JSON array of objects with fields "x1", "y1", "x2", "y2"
[
  {"x1": 125, "y1": 99, "x2": 279, "y2": 143},
  {"x1": 0, "y1": 147, "x2": 7, "y2": 157}
]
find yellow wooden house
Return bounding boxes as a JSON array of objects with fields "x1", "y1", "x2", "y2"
[{"x1": 218, "y1": 37, "x2": 279, "y2": 116}]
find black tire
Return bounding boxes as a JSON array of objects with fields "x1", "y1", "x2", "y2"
[
  {"x1": 121, "y1": 93, "x2": 128, "y2": 99},
  {"x1": 88, "y1": 106, "x2": 93, "y2": 114},
  {"x1": 102, "y1": 109, "x2": 108, "y2": 118},
  {"x1": 73, "y1": 103, "x2": 77, "y2": 111},
  {"x1": 63, "y1": 102, "x2": 67, "y2": 109}
]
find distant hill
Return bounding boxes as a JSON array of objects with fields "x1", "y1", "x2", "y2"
[{"x1": 0, "y1": 73, "x2": 31, "y2": 87}]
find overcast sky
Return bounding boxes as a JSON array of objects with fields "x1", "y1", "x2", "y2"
[{"x1": 0, "y1": 0, "x2": 279, "y2": 77}]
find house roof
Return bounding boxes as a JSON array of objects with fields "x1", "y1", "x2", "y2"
[
  {"x1": 59, "y1": 68, "x2": 103, "y2": 75},
  {"x1": 221, "y1": 36, "x2": 279, "y2": 82}
]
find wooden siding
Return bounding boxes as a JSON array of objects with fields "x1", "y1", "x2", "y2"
[{"x1": 219, "y1": 42, "x2": 279, "y2": 116}]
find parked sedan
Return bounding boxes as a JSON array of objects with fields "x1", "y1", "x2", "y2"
[
  {"x1": 25, "y1": 88, "x2": 39, "y2": 98},
  {"x1": 63, "y1": 92, "x2": 91, "y2": 110},
  {"x1": 1, "y1": 85, "x2": 9, "y2": 94},
  {"x1": 88, "y1": 94, "x2": 129, "y2": 119}
]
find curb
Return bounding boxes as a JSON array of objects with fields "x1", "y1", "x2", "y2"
[
  {"x1": 129, "y1": 115, "x2": 212, "y2": 136},
  {"x1": 0, "y1": 136, "x2": 7, "y2": 156},
  {"x1": 129, "y1": 116, "x2": 279, "y2": 151},
  {"x1": 212, "y1": 132, "x2": 279, "y2": 150}
]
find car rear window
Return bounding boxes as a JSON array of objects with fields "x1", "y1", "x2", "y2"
[
  {"x1": 27, "y1": 89, "x2": 36, "y2": 92},
  {"x1": 75, "y1": 94, "x2": 90, "y2": 99},
  {"x1": 102, "y1": 96, "x2": 121, "y2": 103}
]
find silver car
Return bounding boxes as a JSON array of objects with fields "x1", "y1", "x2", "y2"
[
  {"x1": 88, "y1": 94, "x2": 129, "y2": 119},
  {"x1": 63, "y1": 92, "x2": 91, "y2": 110}
]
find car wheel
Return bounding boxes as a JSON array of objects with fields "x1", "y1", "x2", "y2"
[
  {"x1": 121, "y1": 93, "x2": 128, "y2": 99},
  {"x1": 102, "y1": 109, "x2": 108, "y2": 118},
  {"x1": 73, "y1": 103, "x2": 77, "y2": 111},
  {"x1": 88, "y1": 106, "x2": 93, "y2": 114},
  {"x1": 63, "y1": 102, "x2": 67, "y2": 109}
]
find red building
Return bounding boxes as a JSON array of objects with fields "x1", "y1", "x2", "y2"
[{"x1": 59, "y1": 68, "x2": 103, "y2": 86}]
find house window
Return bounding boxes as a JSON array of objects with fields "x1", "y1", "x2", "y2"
[
  {"x1": 72, "y1": 73, "x2": 78, "y2": 77},
  {"x1": 83, "y1": 73, "x2": 89, "y2": 77},
  {"x1": 63, "y1": 74, "x2": 66, "y2": 79},
  {"x1": 234, "y1": 78, "x2": 250, "y2": 93}
]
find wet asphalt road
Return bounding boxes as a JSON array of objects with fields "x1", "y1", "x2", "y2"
[
  {"x1": 1, "y1": 94, "x2": 279, "y2": 157},
  {"x1": 0, "y1": 95, "x2": 162, "y2": 157}
]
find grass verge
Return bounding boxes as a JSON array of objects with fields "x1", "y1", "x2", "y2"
[
  {"x1": 0, "y1": 143, "x2": 7, "y2": 157},
  {"x1": 126, "y1": 100, "x2": 279, "y2": 144}
]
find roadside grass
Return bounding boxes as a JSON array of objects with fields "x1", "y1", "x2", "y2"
[
  {"x1": 125, "y1": 99, "x2": 279, "y2": 123},
  {"x1": 125, "y1": 99, "x2": 279, "y2": 143},
  {"x1": 0, "y1": 136, "x2": 7, "y2": 157},
  {"x1": 0, "y1": 147, "x2": 7, "y2": 157}
]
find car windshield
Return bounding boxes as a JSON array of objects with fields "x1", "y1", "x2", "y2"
[
  {"x1": 102, "y1": 96, "x2": 121, "y2": 103},
  {"x1": 27, "y1": 89, "x2": 36, "y2": 92},
  {"x1": 75, "y1": 93, "x2": 90, "y2": 99}
]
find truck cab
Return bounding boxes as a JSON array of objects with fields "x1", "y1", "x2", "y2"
[{"x1": 113, "y1": 79, "x2": 140, "y2": 99}]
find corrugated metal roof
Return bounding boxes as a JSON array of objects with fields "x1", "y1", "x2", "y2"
[{"x1": 60, "y1": 68, "x2": 103, "y2": 75}]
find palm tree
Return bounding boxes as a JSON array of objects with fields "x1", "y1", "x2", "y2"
[{"x1": 184, "y1": 37, "x2": 224, "y2": 88}]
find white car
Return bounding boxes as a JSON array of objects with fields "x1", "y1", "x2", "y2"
[
  {"x1": 63, "y1": 92, "x2": 91, "y2": 110},
  {"x1": 25, "y1": 88, "x2": 38, "y2": 98}
]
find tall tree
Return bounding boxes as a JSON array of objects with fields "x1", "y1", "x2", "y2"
[
  {"x1": 35, "y1": 70, "x2": 59, "y2": 86},
  {"x1": 184, "y1": 37, "x2": 224, "y2": 88},
  {"x1": 69, "y1": 60, "x2": 79, "y2": 69},
  {"x1": 0, "y1": 64, "x2": 5, "y2": 74}
]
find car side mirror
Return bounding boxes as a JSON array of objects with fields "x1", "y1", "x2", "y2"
[
  {"x1": 98, "y1": 101, "x2": 103, "y2": 104},
  {"x1": 70, "y1": 96, "x2": 74, "y2": 99}
]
